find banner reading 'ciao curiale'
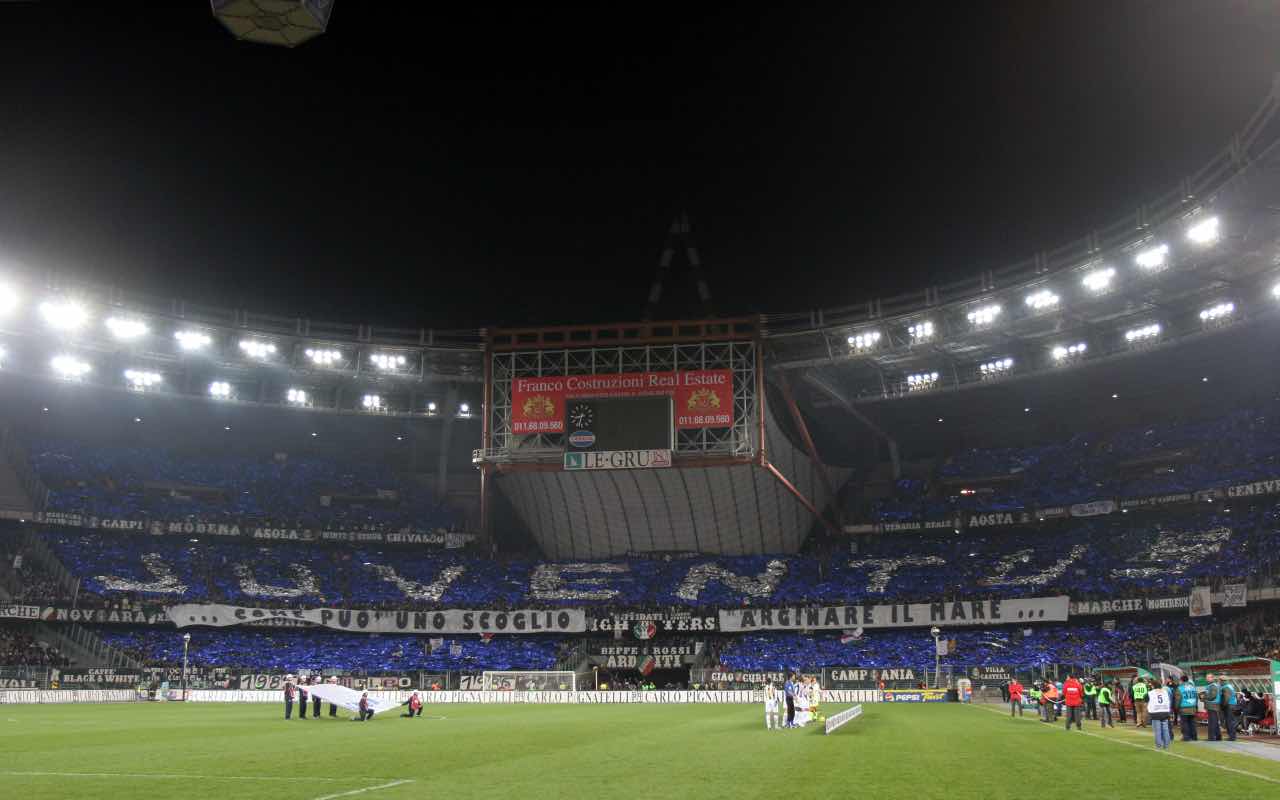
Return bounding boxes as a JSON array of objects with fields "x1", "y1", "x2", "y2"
[
  {"x1": 167, "y1": 604, "x2": 587, "y2": 634},
  {"x1": 718, "y1": 596, "x2": 1069, "y2": 633},
  {"x1": 511, "y1": 370, "x2": 733, "y2": 434}
]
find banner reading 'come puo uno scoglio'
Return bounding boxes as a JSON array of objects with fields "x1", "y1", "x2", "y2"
[{"x1": 511, "y1": 370, "x2": 733, "y2": 434}]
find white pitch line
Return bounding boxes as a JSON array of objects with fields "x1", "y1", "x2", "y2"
[
  {"x1": 0, "y1": 771, "x2": 384, "y2": 783},
  {"x1": 310, "y1": 779, "x2": 415, "y2": 800},
  {"x1": 971, "y1": 703, "x2": 1280, "y2": 785}
]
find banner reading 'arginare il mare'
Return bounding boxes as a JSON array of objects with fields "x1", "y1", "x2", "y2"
[
  {"x1": 167, "y1": 604, "x2": 587, "y2": 634},
  {"x1": 717, "y1": 596, "x2": 1069, "y2": 633}
]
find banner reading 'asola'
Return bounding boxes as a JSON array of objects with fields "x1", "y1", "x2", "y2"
[
  {"x1": 511, "y1": 369, "x2": 733, "y2": 434},
  {"x1": 717, "y1": 596, "x2": 1068, "y2": 632},
  {"x1": 167, "y1": 604, "x2": 586, "y2": 634}
]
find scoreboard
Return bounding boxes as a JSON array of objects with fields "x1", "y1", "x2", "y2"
[{"x1": 562, "y1": 396, "x2": 673, "y2": 471}]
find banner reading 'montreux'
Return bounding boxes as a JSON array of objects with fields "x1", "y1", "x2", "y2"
[{"x1": 511, "y1": 370, "x2": 733, "y2": 434}]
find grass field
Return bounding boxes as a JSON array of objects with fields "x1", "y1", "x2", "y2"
[{"x1": 3, "y1": 701, "x2": 1280, "y2": 800}]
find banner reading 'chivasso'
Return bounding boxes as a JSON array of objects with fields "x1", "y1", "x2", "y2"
[{"x1": 511, "y1": 370, "x2": 733, "y2": 434}]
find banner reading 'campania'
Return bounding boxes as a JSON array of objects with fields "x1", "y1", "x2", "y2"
[{"x1": 511, "y1": 370, "x2": 733, "y2": 434}]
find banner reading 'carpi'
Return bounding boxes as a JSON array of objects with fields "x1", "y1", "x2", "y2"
[{"x1": 511, "y1": 370, "x2": 733, "y2": 434}]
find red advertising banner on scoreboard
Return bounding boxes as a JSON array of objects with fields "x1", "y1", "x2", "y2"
[{"x1": 511, "y1": 370, "x2": 733, "y2": 434}]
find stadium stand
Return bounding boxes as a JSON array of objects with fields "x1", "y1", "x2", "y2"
[
  {"x1": 0, "y1": 623, "x2": 70, "y2": 667},
  {"x1": 715, "y1": 621, "x2": 1198, "y2": 673},
  {"x1": 94, "y1": 627, "x2": 562, "y2": 673},
  {"x1": 24, "y1": 506, "x2": 1277, "y2": 608},
  {"x1": 869, "y1": 398, "x2": 1280, "y2": 519},
  {"x1": 30, "y1": 439, "x2": 462, "y2": 532}
]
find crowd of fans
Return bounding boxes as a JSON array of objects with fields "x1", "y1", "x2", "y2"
[
  {"x1": 872, "y1": 399, "x2": 1280, "y2": 521},
  {"x1": 716, "y1": 620, "x2": 1198, "y2": 673},
  {"x1": 31, "y1": 505, "x2": 1279, "y2": 609},
  {"x1": 29, "y1": 440, "x2": 461, "y2": 532},
  {"x1": 0, "y1": 623, "x2": 69, "y2": 667},
  {"x1": 95, "y1": 627, "x2": 562, "y2": 673}
]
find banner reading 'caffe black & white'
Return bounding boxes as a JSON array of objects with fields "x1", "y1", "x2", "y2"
[
  {"x1": 167, "y1": 604, "x2": 586, "y2": 634},
  {"x1": 717, "y1": 596, "x2": 1068, "y2": 633}
]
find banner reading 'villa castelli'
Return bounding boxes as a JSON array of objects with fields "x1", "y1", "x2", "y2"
[{"x1": 511, "y1": 370, "x2": 733, "y2": 434}]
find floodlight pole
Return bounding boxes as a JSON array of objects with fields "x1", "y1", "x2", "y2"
[
  {"x1": 931, "y1": 626, "x2": 942, "y2": 689},
  {"x1": 182, "y1": 633, "x2": 191, "y2": 701}
]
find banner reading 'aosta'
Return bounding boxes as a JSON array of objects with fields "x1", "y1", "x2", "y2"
[
  {"x1": 167, "y1": 604, "x2": 587, "y2": 634},
  {"x1": 511, "y1": 369, "x2": 733, "y2": 434},
  {"x1": 717, "y1": 596, "x2": 1069, "y2": 632}
]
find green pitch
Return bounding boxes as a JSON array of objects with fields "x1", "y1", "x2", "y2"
[{"x1": 2, "y1": 702, "x2": 1279, "y2": 800}]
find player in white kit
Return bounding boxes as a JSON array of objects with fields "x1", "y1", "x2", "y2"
[{"x1": 763, "y1": 680, "x2": 781, "y2": 730}]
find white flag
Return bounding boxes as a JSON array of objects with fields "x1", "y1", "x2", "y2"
[{"x1": 1188, "y1": 585, "x2": 1212, "y2": 617}]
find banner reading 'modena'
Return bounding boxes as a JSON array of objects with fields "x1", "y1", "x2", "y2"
[
  {"x1": 511, "y1": 369, "x2": 733, "y2": 434},
  {"x1": 167, "y1": 604, "x2": 587, "y2": 634},
  {"x1": 717, "y1": 596, "x2": 1069, "y2": 633}
]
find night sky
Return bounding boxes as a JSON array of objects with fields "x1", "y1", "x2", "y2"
[{"x1": 2, "y1": 1, "x2": 1278, "y2": 329}]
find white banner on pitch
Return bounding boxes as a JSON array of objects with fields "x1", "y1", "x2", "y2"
[{"x1": 302, "y1": 683, "x2": 400, "y2": 715}]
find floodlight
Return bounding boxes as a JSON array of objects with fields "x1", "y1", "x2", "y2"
[
  {"x1": 847, "y1": 330, "x2": 881, "y2": 350},
  {"x1": 1124, "y1": 323, "x2": 1161, "y2": 342},
  {"x1": 1082, "y1": 267, "x2": 1116, "y2": 292},
  {"x1": 1272, "y1": 283, "x2": 1280, "y2": 300},
  {"x1": 1025, "y1": 289, "x2": 1059, "y2": 310},
  {"x1": 209, "y1": 381, "x2": 232, "y2": 398},
  {"x1": 459, "y1": 402, "x2": 471, "y2": 416},
  {"x1": 906, "y1": 371, "x2": 940, "y2": 391},
  {"x1": 1134, "y1": 243, "x2": 1169, "y2": 270},
  {"x1": 305, "y1": 348, "x2": 342, "y2": 367},
  {"x1": 907, "y1": 320, "x2": 934, "y2": 341},
  {"x1": 966, "y1": 304, "x2": 1001, "y2": 326},
  {"x1": 979, "y1": 357, "x2": 1014, "y2": 375},
  {"x1": 0, "y1": 285, "x2": 17, "y2": 315},
  {"x1": 371, "y1": 353, "x2": 408, "y2": 370},
  {"x1": 1052, "y1": 342, "x2": 1088, "y2": 361},
  {"x1": 1199, "y1": 302, "x2": 1235, "y2": 322},
  {"x1": 51, "y1": 355, "x2": 91, "y2": 378},
  {"x1": 286, "y1": 388, "x2": 309, "y2": 405},
  {"x1": 124, "y1": 369, "x2": 161, "y2": 389},
  {"x1": 362, "y1": 394, "x2": 383, "y2": 410},
  {"x1": 1186, "y1": 216, "x2": 1220, "y2": 245},
  {"x1": 40, "y1": 299, "x2": 88, "y2": 330},
  {"x1": 239, "y1": 339, "x2": 276, "y2": 359},
  {"x1": 175, "y1": 330, "x2": 212, "y2": 351},
  {"x1": 105, "y1": 316, "x2": 148, "y2": 340}
]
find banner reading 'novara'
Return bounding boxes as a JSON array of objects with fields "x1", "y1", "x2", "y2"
[
  {"x1": 511, "y1": 370, "x2": 733, "y2": 434},
  {"x1": 167, "y1": 604, "x2": 586, "y2": 634},
  {"x1": 717, "y1": 596, "x2": 1069, "y2": 633}
]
